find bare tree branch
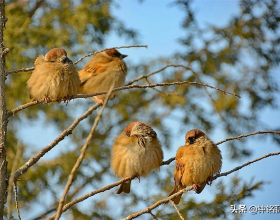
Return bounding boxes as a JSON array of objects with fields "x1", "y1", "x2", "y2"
[
  {"x1": 73, "y1": 45, "x2": 148, "y2": 65},
  {"x1": 169, "y1": 200, "x2": 185, "y2": 220},
  {"x1": 192, "y1": 70, "x2": 226, "y2": 121},
  {"x1": 13, "y1": 182, "x2": 21, "y2": 220},
  {"x1": 213, "y1": 151, "x2": 280, "y2": 180},
  {"x1": 54, "y1": 87, "x2": 114, "y2": 220},
  {"x1": 12, "y1": 102, "x2": 102, "y2": 182},
  {"x1": 28, "y1": 0, "x2": 44, "y2": 18},
  {"x1": 126, "y1": 64, "x2": 191, "y2": 85},
  {"x1": 148, "y1": 211, "x2": 159, "y2": 220},
  {"x1": 8, "y1": 80, "x2": 240, "y2": 118},
  {"x1": 32, "y1": 208, "x2": 56, "y2": 220},
  {"x1": 8, "y1": 100, "x2": 40, "y2": 117},
  {"x1": 68, "y1": 81, "x2": 241, "y2": 99},
  {"x1": 46, "y1": 142, "x2": 280, "y2": 219},
  {"x1": 122, "y1": 151, "x2": 280, "y2": 220},
  {"x1": 162, "y1": 157, "x2": 175, "y2": 166},
  {"x1": 7, "y1": 142, "x2": 22, "y2": 220},
  {"x1": 6, "y1": 67, "x2": 35, "y2": 75},
  {"x1": 216, "y1": 130, "x2": 280, "y2": 145},
  {"x1": 5, "y1": 45, "x2": 148, "y2": 75},
  {"x1": 46, "y1": 177, "x2": 132, "y2": 220}
]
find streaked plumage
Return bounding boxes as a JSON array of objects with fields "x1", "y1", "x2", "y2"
[
  {"x1": 27, "y1": 48, "x2": 80, "y2": 103},
  {"x1": 79, "y1": 48, "x2": 127, "y2": 103},
  {"x1": 111, "y1": 122, "x2": 163, "y2": 194},
  {"x1": 169, "y1": 129, "x2": 222, "y2": 204}
]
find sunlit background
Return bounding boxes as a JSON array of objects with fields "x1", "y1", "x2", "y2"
[{"x1": 5, "y1": 0, "x2": 280, "y2": 220}]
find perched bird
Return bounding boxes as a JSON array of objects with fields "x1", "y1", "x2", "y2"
[
  {"x1": 169, "y1": 129, "x2": 222, "y2": 204},
  {"x1": 111, "y1": 122, "x2": 163, "y2": 194},
  {"x1": 78, "y1": 48, "x2": 127, "y2": 103},
  {"x1": 27, "y1": 48, "x2": 81, "y2": 103}
]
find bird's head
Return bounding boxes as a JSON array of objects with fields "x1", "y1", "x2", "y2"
[
  {"x1": 104, "y1": 48, "x2": 128, "y2": 59},
  {"x1": 185, "y1": 129, "x2": 206, "y2": 145},
  {"x1": 45, "y1": 48, "x2": 71, "y2": 63},
  {"x1": 124, "y1": 122, "x2": 156, "y2": 138}
]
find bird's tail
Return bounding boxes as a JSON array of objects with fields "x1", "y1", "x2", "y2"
[
  {"x1": 169, "y1": 186, "x2": 183, "y2": 205},
  {"x1": 117, "y1": 180, "x2": 131, "y2": 194},
  {"x1": 194, "y1": 182, "x2": 206, "y2": 194}
]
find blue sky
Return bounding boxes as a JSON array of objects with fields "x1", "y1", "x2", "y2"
[
  {"x1": 104, "y1": 2, "x2": 280, "y2": 219},
  {"x1": 18, "y1": 1, "x2": 280, "y2": 219}
]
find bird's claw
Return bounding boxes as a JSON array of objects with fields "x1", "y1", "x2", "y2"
[
  {"x1": 133, "y1": 175, "x2": 141, "y2": 183},
  {"x1": 192, "y1": 183, "x2": 200, "y2": 192},
  {"x1": 43, "y1": 97, "x2": 51, "y2": 104},
  {"x1": 206, "y1": 176, "x2": 213, "y2": 185},
  {"x1": 63, "y1": 95, "x2": 73, "y2": 105},
  {"x1": 94, "y1": 96, "x2": 104, "y2": 104}
]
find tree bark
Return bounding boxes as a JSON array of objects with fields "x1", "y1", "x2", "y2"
[{"x1": 0, "y1": 0, "x2": 8, "y2": 219}]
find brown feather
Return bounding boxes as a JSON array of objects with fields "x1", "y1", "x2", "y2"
[
  {"x1": 27, "y1": 49, "x2": 80, "y2": 102},
  {"x1": 78, "y1": 49, "x2": 127, "y2": 102},
  {"x1": 169, "y1": 129, "x2": 222, "y2": 204},
  {"x1": 111, "y1": 122, "x2": 163, "y2": 194}
]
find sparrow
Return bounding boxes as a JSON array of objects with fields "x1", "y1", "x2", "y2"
[
  {"x1": 27, "y1": 48, "x2": 81, "y2": 103},
  {"x1": 111, "y1": 122, "x2": 163, "y2": 194},
  {"x1": 78, "y1": 48, "x2": 127, "y2": 103},
  {"x1": 169, "y1": 129, "x2": 222, "y2": 204}
]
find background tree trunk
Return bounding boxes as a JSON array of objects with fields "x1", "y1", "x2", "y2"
[{"x1": 0, "y1": 0, "x2": 8, "y2": 219}]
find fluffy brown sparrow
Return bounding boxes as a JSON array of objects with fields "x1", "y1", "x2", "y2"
[
  {"x1": 111, "y1": 122, "x2": 164, "y2": 194},
  {"x1": 169, "y1": 129, "x2": 222, "y2": 204},
  {"x1": 27, "y1": 48, "x2": 80, "y2": 103},
  {"x1": 78, "y1": 48, "x2": 127, "y2": 103}
]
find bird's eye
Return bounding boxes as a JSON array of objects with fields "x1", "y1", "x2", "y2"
[
  {"x1": 55, "y1": 56, "x2": 57, "y2": 59},
  {"x1": 125, "y1": 132, "x2": 130, "y2": 137},
  {"x1": 188, "y1": 136, "x2": 195, "y2": 144}
]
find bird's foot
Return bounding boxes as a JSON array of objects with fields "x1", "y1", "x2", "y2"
[
  {"x1": 43, "y1": 97, "x2": 51, "y2": 104},
  {"x1": 133, "y1": 175, "x2": 141, "y2": 183},
  {"x1": 94, "y1": 96, "x2": 104, "y2": 104},
  {"x1": 192, "y1": 183, "x2": 200, "y2": 193},
  {"x1": 206, "y1": 176, "x2": 213, "y2": 185},
  {"x1": 63, "y1": 95, "x2": 73, "y2": 105}
]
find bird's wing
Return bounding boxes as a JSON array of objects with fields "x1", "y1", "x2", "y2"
[
  {"x1": 174, "y1": 147, "x2": 186, "y2": 187},
  {"x1": 79, "y1": 56, "x2": 112, "y2": 85}
]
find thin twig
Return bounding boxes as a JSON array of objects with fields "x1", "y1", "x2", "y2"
[
  {"x1": 161, "y1": 157, "x2": 175, "y2": 166},
  {"x1": 213, "y1": 151, "x2": 280, "y2": 180},
  {"x1": 8, "y1": 80, "x2": 240, "y2": 117},
  {"x1": 7, "y1": 142, "x2": 22, "y2": 220},
  {"x1": 73, "y1": 81, "x2": 241, "y2": 99},
  {"x1": 6, "y1": 45, "x2": 148, "y2": 75},
  {"x1": 216, "y1": 130, "x2": 280, "y2": 145},
  {"x1": 169, "y1": 200, "x2": 185, "y2": 220},
  {"x1": 145, "y1": 78, "x2": 181, "y2": 97},
  {"x1": 122, "y1": 151, "x2": 280, "y2": 220},
  {"x1": 54, "y1": 86, "x2": 114, "y2": 220},
  {"x1": 6, "y1": 67, "x2": 35, "y2": 75},
  {"x1": 126, "y1": 64, "x2": 191, "y2": 85},
  {"x1": 192, "y1": 70, "x2": 226, "y2": 121},
  {"x1": 122, "y1": 186, "x2": 193, "y2": 220},
  {"x1": 46, "y1": 177, "x2": 132, "y2": 220},
  {"x1": 12, "y1": 102, "x2": 102, "y2": 182},
  {"x1": 148, "y1": 211, "x2": 159, "y2": 220},
  {"x1": 13, "y1": 182, "x2": 22, "y2": 220},
  {"x1": 8, "y1": 100, "x2": 42, "y2": 117},
  {"x1": 73, "y1": 45, "x2": 148, "y2": 65}
]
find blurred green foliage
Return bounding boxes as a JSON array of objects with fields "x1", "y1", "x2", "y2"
[{"x1": 3, "y1": 0, "x2": 280, "y2": 219}]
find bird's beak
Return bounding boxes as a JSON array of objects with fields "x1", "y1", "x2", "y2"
[
  {"x1": 60, "y1": 56, "x2": 71, "y2": 63},
  {"x1": 121, "y1": 54, "x2": 128, "y2": 59}
]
